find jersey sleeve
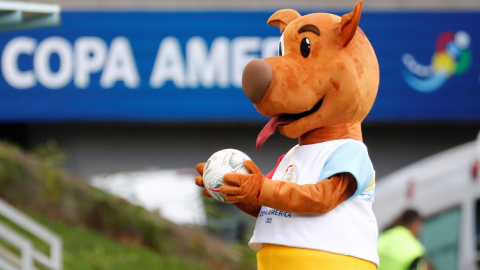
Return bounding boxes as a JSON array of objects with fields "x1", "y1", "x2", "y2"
[{"x1": 318, "y1": 141, "x2": 374, "y2": 199}]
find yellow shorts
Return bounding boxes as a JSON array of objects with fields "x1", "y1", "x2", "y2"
[{"x1": 257, "y1": 244, "x2": 377, "y2": 270}]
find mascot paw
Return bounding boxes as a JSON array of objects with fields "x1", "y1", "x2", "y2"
[
  {"x1": 195, "y1": 162, "x2": 211, "y2": 198},
  {"x1": 221, "y1": 160, "x2": 265, "y2": 203}
]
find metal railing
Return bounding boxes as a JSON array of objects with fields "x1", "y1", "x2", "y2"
[
  {"x1": 0, "y1": 198, "x2": 62, "y2": 270},
  {"x1": 0, "y1": 1, "x2": 61, "y2": 31}
]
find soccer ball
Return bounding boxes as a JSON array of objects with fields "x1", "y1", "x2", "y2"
[{"x1": 203, "y1": 149, "x2": 251, "y2": 203}]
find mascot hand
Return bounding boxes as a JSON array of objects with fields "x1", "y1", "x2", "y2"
[
  {"x1": 221, "y1": 160, "x2": 265, "y2": 204},
  {"x1": 195, "y1": 163, "x2": 211, "y2": 198}
]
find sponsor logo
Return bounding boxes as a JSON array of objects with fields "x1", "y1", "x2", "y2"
[
  {"x1": 402, "y1": 31, "x2": 472, "y2": 93},
  {"x1": 281, "y1": 164, "x2": 299, "y2": 183},
  {"x1": 266, "y1": 218, "x2": 272, "y2": 223}
]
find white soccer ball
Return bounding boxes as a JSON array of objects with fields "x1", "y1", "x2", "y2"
[{"x1": 203, "y1": 149, "x2": 251, "y2": 203}]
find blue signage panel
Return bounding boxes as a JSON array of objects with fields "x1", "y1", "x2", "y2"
[{"x1": 0, "y1": 11, "x2": 479, "y2": 122}]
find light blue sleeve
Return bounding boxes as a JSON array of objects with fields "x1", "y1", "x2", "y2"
[{"x1": 318, "y1": 141, "x2": 374, "y2": 199}]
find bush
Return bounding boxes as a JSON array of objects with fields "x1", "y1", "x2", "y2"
[{"x1": 0, "y1": 141, "x2": 251, "y2": 270}]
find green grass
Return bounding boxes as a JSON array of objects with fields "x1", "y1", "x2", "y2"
[
  {"x1": 39, "y1": 215, "x2": 210, "y2": 270},
  {"x1": 0, "y1": 212, "x2": 210, "y2": 270}
]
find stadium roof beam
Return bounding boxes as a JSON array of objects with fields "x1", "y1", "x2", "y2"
[{"x1": 0, "y1": 1, "x2": 60, "y2": 31}]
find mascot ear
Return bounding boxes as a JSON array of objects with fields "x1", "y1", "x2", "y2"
[
  {"x1": 267, "y1": 9, "x2": 301, "y2": 33},
  {"x1": 341, "y1": 0, "x2": 363, "y2": 47}
]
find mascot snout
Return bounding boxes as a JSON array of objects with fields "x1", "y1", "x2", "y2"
[{"x1": 242, "y1": 59, "x2": 273, "y2": 104}]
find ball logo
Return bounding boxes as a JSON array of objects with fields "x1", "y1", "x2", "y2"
[
  {"x1": 402, "y1": 31, "x2": 472, "y2": 93},
  {"x1": 281, "y1": 164, "x2": 299, "y2": 183}
]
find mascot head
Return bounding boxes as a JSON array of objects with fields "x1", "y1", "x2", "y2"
[{"x1": 242, "y1": 0, "x2": 379, "y2": 149}]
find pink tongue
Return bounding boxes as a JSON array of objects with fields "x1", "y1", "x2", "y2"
[{"x1": 256, "y1": 116, "x2": 295, "y2": 150}]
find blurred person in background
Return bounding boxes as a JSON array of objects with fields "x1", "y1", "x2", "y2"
[{"x1": 377, "y1": 209, "x2": 434, "y2": 270}]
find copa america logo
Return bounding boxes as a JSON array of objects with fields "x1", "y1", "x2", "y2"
[
  {"x1": 281, "y1": 164, "x2": 299, "y2": 183},
  {"x1": 402, "y1": 31, "x2": 472, "y2": 93}
]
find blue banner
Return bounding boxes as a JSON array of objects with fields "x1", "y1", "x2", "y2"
[{"x1": 0, "y1": 11, "x2": 479, "y2": 122}]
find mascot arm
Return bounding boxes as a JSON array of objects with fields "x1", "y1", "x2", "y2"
[
  {"x1": 195, "y1": 163, "x2": 212, "y2": 198},
  {"x1": 194, "y1": 162, "x2": 263, "y2": 218},
  {"x1": 221, "y1": 160, "x2": 358, "y2": 215},
  {"x1": 231, "y1": 154, "x2": 286, "y2": 218},
  {"x1": 194, "y1": 162, "x2": 266, "y2": 218},
  {"x1": 258, "y1": 173, "x2": 357, "y2": 214}
]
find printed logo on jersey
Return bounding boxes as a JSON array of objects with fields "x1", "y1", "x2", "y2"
[
  {"x1": 402, "y1": 31, "x2": 472, "y2": 93},
  {"x1": 259, "y1": 208, "x2": 292, "y2": 218},
  {"x1": 281, "y1": 164, "x2": 299, "y2": 183}
]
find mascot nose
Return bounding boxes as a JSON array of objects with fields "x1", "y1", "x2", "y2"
[{"x1": 242, "y1": 59, "x2": 272, "y2": 104}]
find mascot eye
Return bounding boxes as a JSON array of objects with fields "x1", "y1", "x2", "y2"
[
  {"x1": 278, "y1": 34, "x2": 285, "y2": 56},
  {"x1": 300, "y1": 38, "x2": 310, "y2": 58}
]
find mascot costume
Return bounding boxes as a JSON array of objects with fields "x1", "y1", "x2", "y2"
[{"x1": 195, "y1": 1, "x2": 380, "y2": 269}]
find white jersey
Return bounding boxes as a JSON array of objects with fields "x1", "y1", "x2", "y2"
[{"x1": 249, "y1": 139, "x2": 379, "y2": 266}]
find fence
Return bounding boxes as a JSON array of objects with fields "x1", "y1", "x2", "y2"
[{"x1": 0, "y1": 198, "x2": 62, "y2": 270}]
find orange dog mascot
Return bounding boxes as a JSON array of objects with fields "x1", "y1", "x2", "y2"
[{"x1": 196, "y1": 1, "x2": 380, "y2": 269}]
